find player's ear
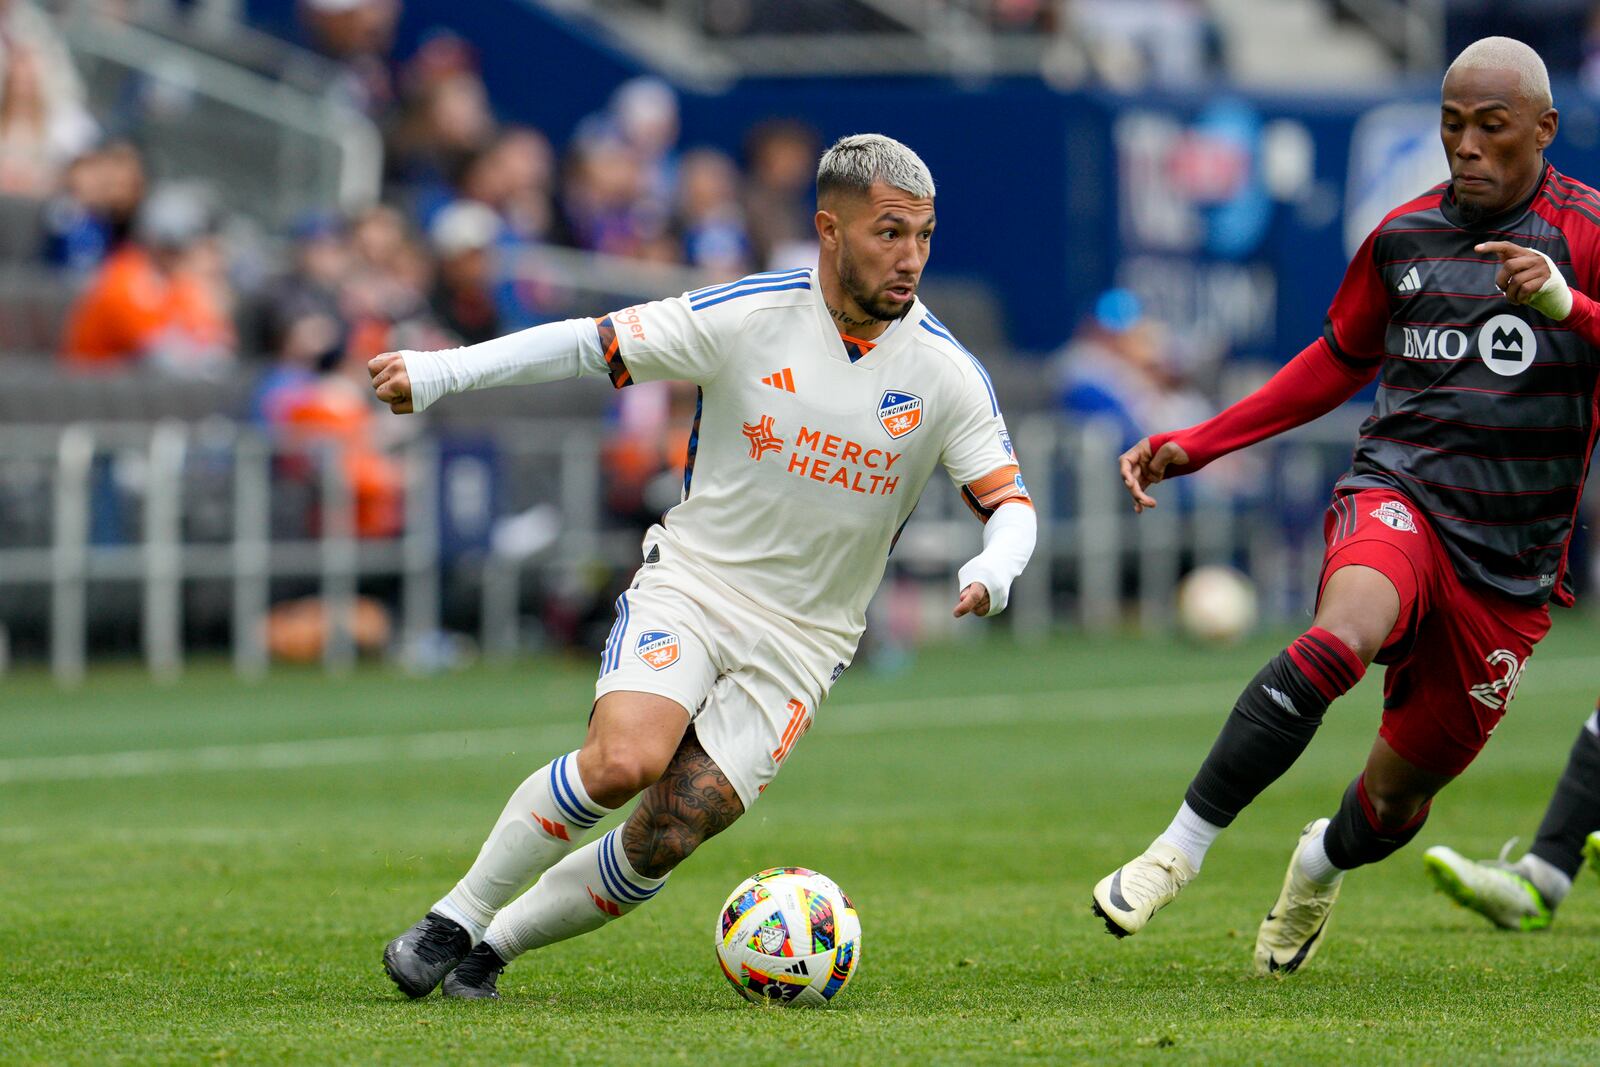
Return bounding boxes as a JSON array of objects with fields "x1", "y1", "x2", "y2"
[
  {"x1": 814, "y1": 208, "x2": 840, "y2": 250},
  {"x1": 1536, "y1": 108, "x2": 1559, "y2": 151}
]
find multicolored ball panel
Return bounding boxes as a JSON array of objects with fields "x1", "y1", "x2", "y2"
[{"x1": 714, "y1": 868, "x2": 860, "y2": 1007}]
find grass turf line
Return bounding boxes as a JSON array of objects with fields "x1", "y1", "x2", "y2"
[{"x1": 4, "y1": 620, "x2": 1600, "y2": 1064}]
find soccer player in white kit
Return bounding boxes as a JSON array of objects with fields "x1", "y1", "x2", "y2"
[{"x1": 372, "y1": 134, "x2": 1037, "y2": 999}]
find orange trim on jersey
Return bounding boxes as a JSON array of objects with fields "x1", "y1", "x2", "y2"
[{"x1": 839, "y1": 334, "x2": 877, "y2": 351}]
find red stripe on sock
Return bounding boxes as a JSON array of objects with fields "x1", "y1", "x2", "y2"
[{"x1": 1286, "y1": 627, "x2": 1366, "y2": 703}]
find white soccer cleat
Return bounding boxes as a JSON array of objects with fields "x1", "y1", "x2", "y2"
[
  {"x1": 1424, "y1": 844, "x2": 1552, "y2": 931},
  {"x1": 1255, "y1": 819, "x2": 1342, "y2": 975},
  {"x1": 1091, "y1": 842, "x2": 1197, "y2": 937}
]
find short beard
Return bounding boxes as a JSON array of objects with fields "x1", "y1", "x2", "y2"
[
  {"x1": 1456, "y1": 193, "x2": 1487, "y2": 225},
  {"x1": 839, "y1": 247, "x2": 912, "y2": 323}
]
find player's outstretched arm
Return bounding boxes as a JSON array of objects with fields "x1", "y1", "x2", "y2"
[
  {"x1": 1121, "y1": 337, "x2": 1378, "y2": 512},
  {"x1": 367, "y1": 318, "x2": 610, "y2": 415}
]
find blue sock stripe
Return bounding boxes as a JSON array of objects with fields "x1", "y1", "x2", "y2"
[
  {"x1": 688, "y1": 268, "x2": 809, "y2": 302},
  {"x1": 550, "y1": 755, "x2": 603, "y2": 828},
  {"x1": 599, "y1": 829, "x2": 659, "y2": 902},
  {"x1": 595, "y1": 831, "x2": 645, "y2": 903},
  {"x1": 560, "y1": 753, "x2": 608, "y2": 821}
]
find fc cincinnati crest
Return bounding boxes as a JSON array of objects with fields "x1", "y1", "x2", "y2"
[
  {"x1": 636, "y1": 630, "x2": 681, "y2": 670},
  {"x1": 1371, "y1": 500, "x2": 1418, "y2": 533},
  {"x1": 877, "y1": 390, "x2": 923, "y2": 439}
]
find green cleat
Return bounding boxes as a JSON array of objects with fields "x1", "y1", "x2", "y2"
[
  {"x1": 1585, "y1": 832, "x2": 1600, "y2": 877},
  {"x1": 1423, "y1": 845, "x2": 1552, "y2": 932}
]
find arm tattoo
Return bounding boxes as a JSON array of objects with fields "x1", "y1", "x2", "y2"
[
  {"x1": 828, "y1": 303, "x2": 879, "y2": 328},
  {"x1": 622, "y1": 729, "x2": 744, "y2": 879}
]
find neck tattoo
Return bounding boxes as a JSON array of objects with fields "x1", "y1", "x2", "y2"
[{"x1": 828, "y1": 304, "x2": 879, "y2": 328}]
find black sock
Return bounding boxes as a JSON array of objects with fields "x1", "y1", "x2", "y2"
[
  {"x1": 1528, "y1": 710, "x2": 1600, "y2": 880},
  {"x1": 1184, "y1": 629, "x2": 1366, "y2": 827},
  {"x1": 1324, "y1": 775, "x2": 1431, "y2": 870}
]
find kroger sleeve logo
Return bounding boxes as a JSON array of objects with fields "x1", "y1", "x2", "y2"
[
  {"x1": 877, "y1": 390, "x2": 923, "y2": 439},
  {"x1": 636, "y1": 630, "x2": 681, "y2": 670}
]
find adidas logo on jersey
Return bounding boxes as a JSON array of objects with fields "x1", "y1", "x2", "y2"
[
  {"x1": 1396, "y1": 266, "x2": 1422, "y2": 294},
  {"x1": 761, "y1": 368, "x2": 796, "y2": 392}
]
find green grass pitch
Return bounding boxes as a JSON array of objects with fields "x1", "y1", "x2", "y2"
[{"x1": 5, "y1": 617, "x2": 1600, "y2": 1065}]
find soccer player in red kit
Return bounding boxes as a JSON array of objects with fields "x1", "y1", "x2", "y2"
[{"x1": 1091, "y1": 36, "x2": 1600, "y2": 974}]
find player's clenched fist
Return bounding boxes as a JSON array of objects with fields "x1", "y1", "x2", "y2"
[
  {"x1": 369, "y1": 352, "x2": 415, "y2": 414},
  {"x1": 1118, "y1": 436, "x2": 1190, "y2": 513}
]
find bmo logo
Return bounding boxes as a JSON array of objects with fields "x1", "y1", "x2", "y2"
[
  {"x1": 1477, "y1": 314, "x2": 1536, "y2": 376},
  {"x1": 1400, "y1": 314, "x2": 1536, "y2": 376}
]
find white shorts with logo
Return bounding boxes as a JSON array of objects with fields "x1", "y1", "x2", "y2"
[{"x1": 593, "y1": 554, "x2": 848, "y2": 810}]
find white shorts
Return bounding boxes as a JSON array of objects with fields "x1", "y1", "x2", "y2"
[{"x1": 593, "y1": 554, "x2": 849, "y2": 810}]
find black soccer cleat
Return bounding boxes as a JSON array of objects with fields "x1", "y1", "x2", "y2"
[
  {"x1": 383, "y1": 912, "x2": 472, "y2": 998},
  {"x1": 441, "y1": 943, "x2": 507, "y2": 1000}
]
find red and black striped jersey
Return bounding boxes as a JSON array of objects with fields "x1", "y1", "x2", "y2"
[{"x1": 1329, "y1": 164, "x2": 1600, "y2": 605}]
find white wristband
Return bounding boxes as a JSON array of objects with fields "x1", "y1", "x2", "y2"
[
  {"x1": 956, "y1": 501, "x2": 1037, "y2": 616},
  {"x1": 1526, "y1": 249, "x2": 1573, "y2": 321}
]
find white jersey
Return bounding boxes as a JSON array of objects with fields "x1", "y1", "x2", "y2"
[{"x1": 597, "y1": 267, "x2": 1029, "y2": 653}]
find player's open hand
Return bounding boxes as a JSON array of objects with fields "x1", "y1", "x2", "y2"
[
  {"x1": 953, "y1": 582, "x2": 990, "y2": 618},
  {"x1": 1477, "y1": 241, "x2": 1553, "y2": 306},
  {"x1": 369, "y1": 352, "x2": 414, "y2": 414},
  {"x1": 1118, "y1": 437, "x2": 1189, "y2": 513}
]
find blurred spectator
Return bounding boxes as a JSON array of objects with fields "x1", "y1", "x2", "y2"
[
  {"x1": 602, "y1": 379, "x2": 697, "y2": 528},
  {"x1": 1055, "y1": 289, "x2": 1211, "y2": 452},
  {"x1": 428, "y1": 199, "x2": 502, "y2": 345},
  {"x1": 39, "y1": 137, "x2": 145, "y2": 271},
  {"x1": 61, "y1": 182, "x2": 236, "y2": 374},
  {"x1": 0, "y1": 0, "x2": 97, "y2": 197},
  {"x1": 256, "y1": 335, "x2": 404, "y2": 539},
  {"x1": 560, "y1": 136, "x2": 669, "y2": 258},
  {"x1": 387, "y1": 68, "x2": 497, "y2": 224},
  {"x1": 247, "y1": 211, "x2": 349, "y2": 359},
  {"x1": 340, "y1": 203, "x2": 454, "y2": 361},
  {"x1": 675, "y1": 147, "x2": 752, "y2": 276},
  {"x1": 742, "y1": 119, "x2": 819, "y2": 269},
  {"x1": 298, "y1": 0, "x2": 399, "y2": 117},
  {"x1": 577, "y1": 77, "x2": 680, "y2": 220},
  {"x1": 458, "y1": 126, "x2": 557, "y2": 243}
]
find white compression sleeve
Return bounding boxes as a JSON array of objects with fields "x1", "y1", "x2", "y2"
[
  {"x1": 956, "y1": 501, "x2": 1037, "y2": 616},
  {"x1": 403, "y1": 317, "x2": 608, "y2": 413}
]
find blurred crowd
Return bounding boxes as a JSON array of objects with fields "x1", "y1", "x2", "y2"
[
  {"x1": 0, "y1": 0, "x2": 823, "y2": 380},
  {"x1": 0, "y1": 0, "x2": 828, "y2": 549}
]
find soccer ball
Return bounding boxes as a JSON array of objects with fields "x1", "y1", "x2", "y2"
[
  {"x1": 1177, "y1": 565, "x2": 1258, "y2": 644},
  {"x1": 714, "y1": 867, "x2": 861, "y2": 1007}
]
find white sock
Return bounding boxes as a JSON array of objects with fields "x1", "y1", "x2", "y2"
[
  {"x1": 1296, "y1": 821, "x2": 1344, "y2": 885},
  {"x1": 1157, "y1": 802, "x2": 1225, "y2": 871},
  {"x1": 1516, "y1": 853, "x2": 1574, "y2": 907},
  {"x1": 432, "y1": 751, "x2": 611, "y2": 943},
  {"x1": 483, "y1": 827, "x2": 667, "y2": 961}
]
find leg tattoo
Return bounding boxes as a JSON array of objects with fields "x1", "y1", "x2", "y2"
[{"x1": 622, "y1": 729, "x2": 744, "y2": 879}]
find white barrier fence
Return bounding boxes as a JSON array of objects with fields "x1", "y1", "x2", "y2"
[{"x1": 0, "y1": 412, "x2": 1366, "y2": 685}]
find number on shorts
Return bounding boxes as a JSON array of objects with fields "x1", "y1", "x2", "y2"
[{"x1": 1468, "y1": 649, "x2": 1528, "y2": 711}]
